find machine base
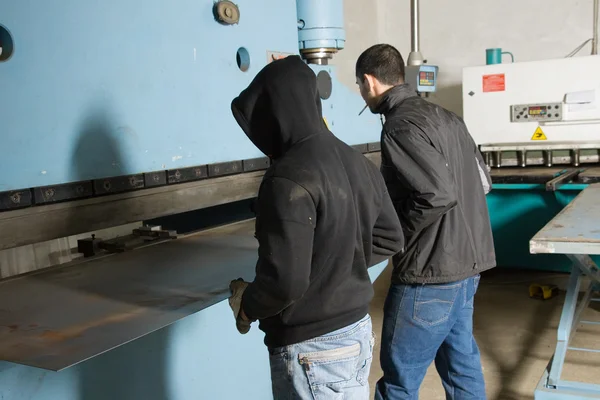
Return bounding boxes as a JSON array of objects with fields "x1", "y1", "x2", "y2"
[{"x1": 488, "y1": 185, "x2": 589, "y2": 273}]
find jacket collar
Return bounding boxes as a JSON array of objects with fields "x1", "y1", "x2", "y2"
[{"x1": 373, "y1": 84, "x2": 418, "y2": 116}]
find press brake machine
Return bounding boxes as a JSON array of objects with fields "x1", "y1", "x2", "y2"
[{"x1": 0, "y1": 1, "x2": 390, "y2": 399}]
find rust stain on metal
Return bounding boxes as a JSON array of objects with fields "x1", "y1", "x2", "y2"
[
  {"x1": 40, "y1": 330, "x2": 81, "y2": 342},
  {"x1": 37, "y1": 308, "x2": 148, "y2": 343},
  {"x1": 0, "y1": 308, "x2": 151, "y2": 367}
]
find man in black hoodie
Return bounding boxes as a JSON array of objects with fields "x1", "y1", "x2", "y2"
[
  {"x1": 355, "y1": 44, "x2": 496, "y2": 399},
  {"x1": 228, "y1": 55, "x2": 404, "y2": 398}
]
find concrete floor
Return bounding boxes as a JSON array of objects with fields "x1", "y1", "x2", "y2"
[{"x1": 367, "y1": 265, "x2": 600, "y2": 399}]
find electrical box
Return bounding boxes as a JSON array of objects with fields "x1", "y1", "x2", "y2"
[
  {"x1": 462, "y1": 56, "x2": 600, "y2": 146},
  {"x1": 405, "y1": 64, "x2": 438, "y2": 94}
]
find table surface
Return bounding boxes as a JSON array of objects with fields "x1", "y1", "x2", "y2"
[
  {"x1": 0, "y1": 220, "x2": 259, "y2": 371},
  {"x1": 530, "y1": 183, "x2": 600, "y2": 255}
]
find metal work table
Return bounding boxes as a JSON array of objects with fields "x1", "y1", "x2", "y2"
[
  {"x1": 530, "y1": 183, "x2": 600, "y2": 399},
  {"x1": 0, "y1": 220, "x2": 259, "y2": 371}
]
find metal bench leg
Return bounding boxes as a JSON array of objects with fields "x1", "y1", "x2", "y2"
[
  {"x1": 547, "y1": 265, "x2": 583, "y2": 387},
  {"x1": 544, "y1": 254, "x2": 600, "y2": 390}
]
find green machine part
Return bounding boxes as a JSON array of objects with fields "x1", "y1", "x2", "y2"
[{"x1": 488, "y1": 183, "x2": 599, "y2": 272}]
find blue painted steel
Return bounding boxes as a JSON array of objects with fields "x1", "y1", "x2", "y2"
[
  {"x1": 311, "y1": 64, "x2": 381, "y2": 143},
  {"x1": 0, "y1": 1, "x2": 384, "y2": 398},
  {"x1": 486, "y1": 183, "x2": 598, "y2": 272},
  {"x1": 532, "y1": 253, "x2": 600, "y2": 398},
  {"x1": 548, "y1": 265, "x2": 583, "y2": 387},
  {"x1": 0, "y1": 0, "x2": 376, "y2": 192},
  {"x1": 530, "y1": 188, "x2": 600, "y2": 397},
  {"x1": 0, "y1": 261, "x2": 388, "y2": 400},
  {"x1": 296, "y1": 0, "x2": 345, "y2": 51},
  {"x1": 0, "y1": 300, "x2": 272, "y2": 400}
]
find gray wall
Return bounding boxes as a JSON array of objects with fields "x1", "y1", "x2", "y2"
[{"x1": 336, "y1": 0, "x2": 595, "y2": 116}]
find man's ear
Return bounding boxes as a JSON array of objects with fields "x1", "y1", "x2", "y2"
[{"x1": 363, "y1": 74, "x2": 377, "y2": 91}]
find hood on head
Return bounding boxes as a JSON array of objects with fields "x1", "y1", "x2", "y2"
[{"x1": 231, "y1": 55, "x2": 325, "y2": 159}]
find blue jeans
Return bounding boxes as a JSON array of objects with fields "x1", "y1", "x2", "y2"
[
  {"x1": 375, "y1": 275, "x2": 485, "y2": 400},
  {"x1": 269, "y1": 314, "x2": 374, "y2": 399}
]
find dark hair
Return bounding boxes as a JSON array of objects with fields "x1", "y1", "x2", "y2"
[{"x1": 355, "y1": 44, "x2": 405, "y2": 86}]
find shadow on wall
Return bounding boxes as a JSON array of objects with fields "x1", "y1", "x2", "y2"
[
  {"x1": 70, "y1": 101, "x2": 170, "y2": 400},
  {"x1": 430, "y1": 84, "x2": 464, "y2": 117},
  {"x1": 72, "y1": 102, "x2": 128, "y2": 181}
]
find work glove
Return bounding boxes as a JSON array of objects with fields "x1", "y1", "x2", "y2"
[{"x1": 229, "y1": 278, "x2": 252, "y2": 334}]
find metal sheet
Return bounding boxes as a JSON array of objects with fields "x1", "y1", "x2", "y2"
[
  {"x1": 0, "y1": 220, "x2": 259, "y2": 371},
  {"x1": 530, "y1": 183, "x2": 600, "y2": 255}
]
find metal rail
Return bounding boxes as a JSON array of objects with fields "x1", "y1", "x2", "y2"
[{"x1": 0, "y1": 149, "x2": 382, "y2": 251}]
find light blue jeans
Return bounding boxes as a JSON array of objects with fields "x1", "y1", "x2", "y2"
[{"x1": 268, "y1": 314, "x2": 374, "y2": 400}]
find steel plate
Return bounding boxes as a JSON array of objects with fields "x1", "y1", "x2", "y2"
[
  {"x1": 530, "y1": 183, "x2": 600, "y2": 255},
  {"x1": 0, "y1": 220, "x2": 258, "y2": 371}
]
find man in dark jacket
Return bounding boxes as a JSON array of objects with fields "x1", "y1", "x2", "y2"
[
  {"x1": 228, "y1": 55, "x2": 405, "y2": 398},
  {"x1": 355, "y1": 44, "x2": 496, "y2": 399}
]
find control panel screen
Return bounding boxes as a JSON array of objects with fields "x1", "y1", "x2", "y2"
[
  {"x1": 528, "y1": 106, "x2": 547, "y2": 116},
  {"x1": 419, "y1": 71, "x2": 435, "y2": 87},
  {"x1": 511, "y1": 102, "x2": 562, "y2": 123}
]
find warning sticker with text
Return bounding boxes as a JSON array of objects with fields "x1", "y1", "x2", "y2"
[{"x1": 482, "y1": 74, "x2": 505, "y2": 93}]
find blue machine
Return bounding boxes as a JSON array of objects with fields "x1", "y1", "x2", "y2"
[
  {"x1": 0, "y1": 1, "x2": 386, "y2": 399},
  {"x1": 0, "y1": 0, "x2": 378, "y2": 194}
]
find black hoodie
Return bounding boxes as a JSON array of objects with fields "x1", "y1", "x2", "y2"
[{"x1": 231, "y1": 56, "x2": 404, "y2": 348}]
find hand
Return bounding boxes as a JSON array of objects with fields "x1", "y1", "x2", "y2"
[{"x1": 228, "y1": 278, "x2": 251, "y2": 334}]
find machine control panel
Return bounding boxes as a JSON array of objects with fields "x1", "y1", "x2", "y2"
[
  {"x1": 511, "y1": 102, "x2": 563, "y2": 123},
  {"x1": 405, "y1": 65, "x2": 438, "y2": 93}
]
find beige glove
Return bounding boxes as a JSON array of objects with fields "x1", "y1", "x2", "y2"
[{"x1": 229, "y1": 278, "x2": 251, "y2": 334}]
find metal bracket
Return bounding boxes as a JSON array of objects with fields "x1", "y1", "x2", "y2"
[
  {"x1": 77, "y1": 234, "x2": 104, "y2": 257},
  {"x1": 545, "y1": 169, "x2": 583, "y2": 191},
  {"x1": 132, "y1": 225, "x2": 177, "y2": 240},
  {"x1": 77, "y1": 225, "x2": 177, "y2": 257}
]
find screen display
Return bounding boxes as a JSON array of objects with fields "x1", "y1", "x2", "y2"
[
  {"x1": 528, "y1": 106, "x2": 547, "y2": 116},
  {"x1": 419, "y1": 71, "x2": 435, "y2": 87}
]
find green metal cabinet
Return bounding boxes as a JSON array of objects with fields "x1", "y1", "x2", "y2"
[{"x1": 488, "y1": 184, "x2": 597, "y2": 272}]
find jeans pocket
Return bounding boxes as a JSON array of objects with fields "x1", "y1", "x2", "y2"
[
  {"x1": 298, "y1": 343, "x2": 361, "y2": 391},
  {"x1": 413, "y1": 283, "x2": 461, "y2": 327},
  {"x1": 356, "y1": 332, "x2": 375, "y2": 386},
  {"x1": 466, "y1": 275, "x2": 481, "y2": 308}
]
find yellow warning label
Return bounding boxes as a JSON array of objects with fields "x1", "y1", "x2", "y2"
[
  {"x1": 323, "y1": 117, "x2": 330, "y2": 129},
  {"x1": 531, "y1": 126, "x2": 547, "y2": 141}
]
